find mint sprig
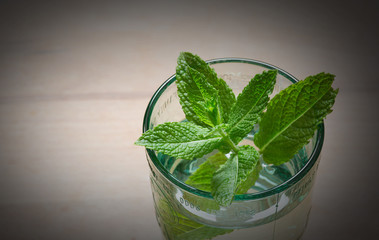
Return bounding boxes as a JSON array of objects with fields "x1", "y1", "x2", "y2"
[{"x1": 135, "y1": 52, "x2": 338, "y2": 207}]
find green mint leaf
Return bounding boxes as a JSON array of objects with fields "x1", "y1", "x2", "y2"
[
  {"x1": 235, "y1": 145, "x2": 260, "y2": 194},
  {"x1": 176, "y1": 52, "x2": 235, "y2": 126},
  {"x1": 135, "y1": 122, "x2": 223, "y2": 160},
  {"x1": 236, "y1": 161, "x2": 262, "y2": 195},
  {"x1": 186, "y1": 67, "x2": 223, "y2": 126},
  {"x1": 254, "y1": 72, "x2": 339, "y2": 165},
  {"x1": 187, "y1": 146, "x2": 260, "y2": 202},
  {"x1": 178, "y1": 52, "x2": 236, "y2": 121},
  {"x1": 156, "y1": 199, "x2": 233, "y2": 240},
  {"x1": 227, "y1": 70, "x2": 277, "y2": 144},
  {"x1": 211, "y1": 153, "x2": 238, "y2": 206},
  {"x1": 185, "y1": 152, "x2": 227, "y2": 192}
]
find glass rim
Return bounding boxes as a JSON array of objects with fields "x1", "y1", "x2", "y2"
[{"x1": 143, "y1": 57, "x2": 324, "y2": 200}]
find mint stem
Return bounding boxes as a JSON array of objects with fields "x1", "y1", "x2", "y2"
[{"x1": 219, "y1": 129, "x2": 240, "y2": 153}]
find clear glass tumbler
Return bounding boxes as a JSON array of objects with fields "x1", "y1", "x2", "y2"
[{"x1": 143, "y1": 58, "x2": 324, "y2": 240}]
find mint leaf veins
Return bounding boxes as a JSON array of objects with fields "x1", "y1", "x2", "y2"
[
  {"x1": 176, "y1": 52, "x2": 236, "y2": 126},
  {"x1": 135, "y1": 122, "x2": 223, "y2": 160},
  {"x1": 227, "y1": 69, "x2": 277, "y2": 144},
  {"x1": 254, "y1": 72, "x2": 339, "y2": 165},
  {"x1": 135, "y1": 52, "x2": 338, "y2": 207}
]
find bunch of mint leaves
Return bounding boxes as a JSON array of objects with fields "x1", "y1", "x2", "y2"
[{"x1": 135, "y1": 52, "x2": 338, "y2": 207}]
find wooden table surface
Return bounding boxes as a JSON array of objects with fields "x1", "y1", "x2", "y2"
[{"x1": 0, "y1": 1, "x2": 378, "y2": 239}]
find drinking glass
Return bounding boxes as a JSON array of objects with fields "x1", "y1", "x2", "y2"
[{"x1": 143, "y1": 58, "x2": 324, "y2": 240}]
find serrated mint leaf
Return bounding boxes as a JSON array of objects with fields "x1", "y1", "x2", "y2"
[
  {"x1": 185, "y1": 152, "x2": 227, "y2": 192},
  {"x1": 135, "y1": 122, "x2": 223, "y2": 160},
  {"x1": 210, "y1": 146, "x2": 260, "y2": 206},
  {"x1": 213, "y1": 78, "x2": 236, "y2": 123},
  {"x1": 254, "y1": 73, "x2": 338, "y2": 165},
  {"x1": 227, "y1": 70, "x2": 277, "y2": 144},
  {"x1": 236, "y1": 161, "x2": 262, "y2": 195},
  {"x1": 211, "y1": 153, "x2": 238, "y2": 206},
  {"x1": 176, "y1": 52, "x2": 235, "y2": 126},
  {"x1": 179, "y1": 52, "x2": 236, "y2": 121},
  {"x1": 211, "y1": 145, "x2": 259, "y2": 206},
  {"x1": 186, "y1": 67, "x2": 223, "y2": 126},
  {"x1": 235, "y1": 145, "x2": 260, "y2": 194},
  {"x1": 187, "y1": 146, "x2": 260, "y2": 201}
]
